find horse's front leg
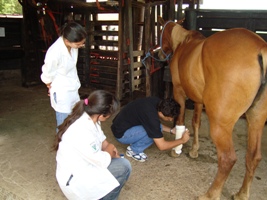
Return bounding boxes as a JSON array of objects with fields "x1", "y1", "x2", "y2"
[
  {"x1": 170, "y1": 86, "x2": 186, "y2": 157},
  {"x1": 189, "y1": 103, "x2": 203, "y2": 158}
]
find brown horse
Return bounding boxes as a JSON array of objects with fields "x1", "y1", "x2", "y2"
[{"x1": 158, "y1": 18, "x2": 267, "y2": 200}]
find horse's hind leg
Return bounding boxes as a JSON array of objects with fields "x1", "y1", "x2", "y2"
[
  {"x1": 233, "y1": 92, "x2": 267, "y2": 200},
  {"x1": 189, "y1": 102, "x2": 203, "y2": 158},
  {"x1": 198, "y1": 119, "x2": 237, "y2": 200}
]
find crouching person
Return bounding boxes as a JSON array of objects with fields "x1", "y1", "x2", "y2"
[
  {"x1": 53, "y1": 90, "x2": 132, "y2": 200},
  {"x1": 111, "y1": 96, "x2": 190, "y2": 162}
]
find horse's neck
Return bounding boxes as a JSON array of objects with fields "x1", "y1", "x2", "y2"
[{"x1": 171, "y1": 25, "x2": 189, "y2": 51}]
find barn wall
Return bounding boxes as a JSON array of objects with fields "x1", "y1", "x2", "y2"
[
  {"x1": 0, "y1": 17, "x2": 24, "y2": 85},
  {"x1": 184, "y1": 9, "x2": 267, "y2": 41}
]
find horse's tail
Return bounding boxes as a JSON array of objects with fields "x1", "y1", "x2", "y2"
[
  {"x1": 255, "y1": 46, "x2": 267, "y2": 100},
  {"x1": 258, "y1": 46, "x2": 267, "y2": 84}
]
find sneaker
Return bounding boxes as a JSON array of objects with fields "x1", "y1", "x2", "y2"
[{"x1": 126, "y1": 146, "x2": 147, "y2": 162}]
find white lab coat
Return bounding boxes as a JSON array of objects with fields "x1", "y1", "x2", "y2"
[
  {"x1": 40, "y1": 37, "x2": 81, "y2": 113},
  {"x1": 56, "y1": 112, "x2": 119, "y2": 200}
]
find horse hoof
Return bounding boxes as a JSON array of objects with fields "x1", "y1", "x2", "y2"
[
  {"x1": 189, "y1": 150, "x2": 199, "y2": 158},
  {"x1": 169, "y1": 149, "x2": 181, "y2": 158},
  {"x1": 232, "y1": 193, "x2": 248, "y2": 200},
  {"x1": 197, "y1": 195, "x2": 220, "y2": 200}
]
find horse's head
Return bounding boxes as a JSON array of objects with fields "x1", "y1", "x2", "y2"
[
  {"x1": 158, "y1": 17, "x2": 198, "y2": 60},
  {"x1": 158, "y1": 18, "x2": 175, "y2": 61},
  {"x1": 157, "y1": 17, "x2": 185, "y2": 61}
]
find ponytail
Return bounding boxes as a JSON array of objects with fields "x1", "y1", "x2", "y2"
[{"x1": 52, "y1": 90, "x2": 119, "y2": 151}]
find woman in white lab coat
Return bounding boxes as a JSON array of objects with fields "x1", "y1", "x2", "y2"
[
  {"x1": 53, "y1": 90, "x2": 132, "y2": 200},
  {"x1": 41, "y1": 21, "x2": 87, "y2": 129}
]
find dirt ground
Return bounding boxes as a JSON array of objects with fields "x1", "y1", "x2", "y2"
[{"x1": 1, "y1": 78, "x2": 267, "y2": 200}]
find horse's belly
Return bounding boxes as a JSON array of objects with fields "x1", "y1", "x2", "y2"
[
  {"x1": 183, "y1": 84, "x2": 204, "y2": 103},
  {"x1": 178, "y1": 50, "x2": 205, "y2": 103}
]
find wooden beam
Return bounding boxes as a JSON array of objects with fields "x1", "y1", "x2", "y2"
[{"x1": 144, "y1": 2, "x2": 152, "y2": 96}]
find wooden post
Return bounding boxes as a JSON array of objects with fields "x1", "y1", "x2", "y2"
[
  {"x1": 116, "y1": 0, "x2": 124, "y2": 100},
  {"x1": 125, "y1": 0, "x2": 134, "y2": 98},
  {"x1": 143, "y1": 3, "x2": 151, "y2": 96},
  {"x1": 177, "y1": 0, "x2": 184, "y2": 20},
  {"x1": 185, "y1": 9, "x2": 197, "y2": 30},
  {"x1": 169, "y1": 0, "x2": 175, "y2": 20},
  {"x1": 84, "y1": 12, "x2": 91, "y2": 87}
]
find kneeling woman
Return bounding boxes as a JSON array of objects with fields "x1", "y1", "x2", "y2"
[{"x1": 53, "y1": 90, "x2": 132, "y2": 200}]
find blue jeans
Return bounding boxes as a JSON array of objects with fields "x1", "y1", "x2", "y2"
[
  {"x1": 54, "y1": 91, "x2": 70, "y2": 131},
  {"x1": 55, "y1": 112, "x2": 69, "y2": 132},
  {"x1": 101, "y1": 158, "x2": 132, "y2": 200},
  {"x1": 116, "y1": 125, "x2": 154, "y2": 154}
]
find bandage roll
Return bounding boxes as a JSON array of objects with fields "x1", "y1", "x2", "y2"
[{"x1": 173, "y1": 125, "x2": 185, "y2": 154}]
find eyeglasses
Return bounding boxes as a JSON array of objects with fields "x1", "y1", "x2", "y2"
[{"x1": 71, "y1": 39, "x2": 86, "y2": 48}]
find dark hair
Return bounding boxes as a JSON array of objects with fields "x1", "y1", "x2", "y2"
[
  {"x1": 60, "y1": 21, "x2": 87, "y2": 42},
  {"x1": 157, "y1": 98, "x2": 180, "y2": 118},
  {"x1": 53, "y1": 90, "x2": 120, "y2": 151}
]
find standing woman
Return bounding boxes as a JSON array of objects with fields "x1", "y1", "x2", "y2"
[
  {"x1": 41, "y1": 21, "x2": 87, "y2": 129},
  {"x1": 53, "y1": 90, "x2": 132, "y2": 200}
]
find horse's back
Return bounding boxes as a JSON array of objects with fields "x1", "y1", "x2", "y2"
[
  {"x1": 202, "y1": 28, "x2": 266, "y2": 82},
  {"x1": 203, "y1": 28, "x2": 265, "y2": 57},
  {"x1": 200, "y1": 28, "x2": 267, "y2": 119}
]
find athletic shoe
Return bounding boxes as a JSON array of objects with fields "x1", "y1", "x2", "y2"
[{"x1": 126, "y1": 146, "x2": 147, "y2": 162}]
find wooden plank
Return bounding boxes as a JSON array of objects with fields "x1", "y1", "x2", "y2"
[
  {"x1": 90, "y1": 65, "x2": 117, "y2": 74},
  {"x1": 90, "y1": 30, "x2": 119, "y2": 36},
  {"x1": 90, "y1": 76, "x2": 117, "y2": 86},
  {"x1": 133, "y1": 50, "x2": 144, "y2": 57},
  {"x1": 90, "y1": 58, "x2": 118, "y2": 67},
  {"x1": 133, "y1": 78, "x2": 145, "y2": 85},
  {"x1": 91, "y1": 21, "x2": 119, "y2": 26},
  {"x1": 88, "y1": 82, "x2": 117, "y2": 92},
  {"x1": 197, "y1": 18, "x2": 249, "y2": 29},
  {"x1": 90, "y1": 49, "x2": 119, "y2": 57},
  {"x1": 257, "y1": 34, "x2": 267, "y2": 41},
  {"x1": 90, "y1": 71, "x2": 117, "y2": 80},
  {"x1": 196, "y1": 10, "x2": 267, "y2": 19},
  {"x1": 185, "y1": 9, "x2": 267, "y2": 42},
  {"x1": 254, "y1": 20, "x2": 267, "y2": 31},
  {"x1": 133, "y1": 69, "x2": 146, "y2": 77},
  {"x1": 133, "y1": 62, "x2": 143, "y2": 69},
  {"x1": 92, "y1": 40, "x2": 118, "y2": 46}
]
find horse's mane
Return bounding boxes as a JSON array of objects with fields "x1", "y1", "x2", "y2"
[
  {"x1": 186, "y1": 30, "x2": 206, "y2": 42},
  {"x1": 170, "y1": 24, "x2": 205, "y2": 50}
]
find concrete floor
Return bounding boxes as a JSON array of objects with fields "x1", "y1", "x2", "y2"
[{"x1": 1, "y1": 77, "x2": 267, "y2": 200}]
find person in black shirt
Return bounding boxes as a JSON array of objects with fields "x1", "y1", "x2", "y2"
[{"x1": 111, "y1": 97, "x2": 190, "y2": 162}]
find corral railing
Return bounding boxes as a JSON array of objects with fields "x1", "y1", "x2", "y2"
[{"x1": 184, "y1": 9, "x2": 267, "y2": 41}]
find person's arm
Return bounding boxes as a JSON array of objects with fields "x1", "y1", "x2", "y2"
[
  {"x1": 40, "y1": 47, "x2": 59, "y2": 91},
  {"x1": 102, "y1": 140, "x2": 120, "y2": 158},
  {"x1": 153, "y1": 129, "x2": 190, "y2": 150},
  {"x1": 161, "y1": 124, "x2": 175, "y2": 134},
  {"x1": 46, "y1": 82, "x2": 52, "y2": 96}
]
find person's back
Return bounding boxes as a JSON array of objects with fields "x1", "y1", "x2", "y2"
[
  {"x1": 54, "y1": 90, "x2": 132, "y2": 199},
  {"x1": 111, "y1": 96, "x2": 161, "y2": 139}
]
